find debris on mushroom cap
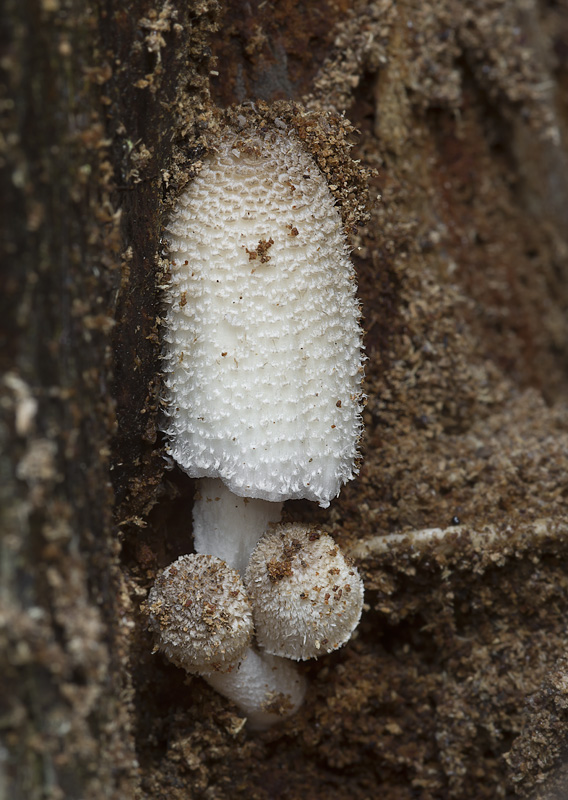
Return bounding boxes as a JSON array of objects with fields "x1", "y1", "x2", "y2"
[
  {"x1": 162, "y1": 126, "x2": 364, "y2": 508},
  {"x1": 244, "y1": 523, "x2": 364, "y2": 661},
  {"x1": 146, "y1": 554, "x2": 253, "y2": 673}
]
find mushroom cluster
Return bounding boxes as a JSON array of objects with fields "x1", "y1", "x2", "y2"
[
  {"x1": 146, "y1": 119, "x2": 365, "y2": 729},
  {"x1": 146, "y1": 554, "x2": 306, "y2": 730}
]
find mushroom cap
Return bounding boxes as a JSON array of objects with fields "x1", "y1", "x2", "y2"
[
  {"x1": 146, "y1": 554, "x2": 253, "y2": 673},
  {"x1": 162, "y1": 127, "x2": 364, "y2": 508},
  {"x1": 244, "y1": 523, "x2": 364, "y2": 660}
]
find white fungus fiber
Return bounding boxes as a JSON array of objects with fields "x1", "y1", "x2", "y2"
[{"x1": 163, "y1": 129, "x2": 364, "y2": 508}]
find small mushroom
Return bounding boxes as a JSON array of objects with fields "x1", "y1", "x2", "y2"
[
  {"x1": 146, "y1": 554, "x2": 305, "y2": 729},
  {"x1": 244, "y1": 523, "x2": 364, "y2": 661},
  {"x1": 146, "y1": 553, "x2": 253, "y2": 671}
]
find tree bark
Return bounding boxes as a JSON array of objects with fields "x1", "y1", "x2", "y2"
[{"x1": 2, "y1": 0, "x2": 568, "y2": 798}]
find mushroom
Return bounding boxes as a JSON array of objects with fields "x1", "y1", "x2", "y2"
[
  {"x1": 245, "y1": 523, "x2": 364, "y2": 660},
  {"x1": 146, "y1": 554, "x2": 305, "y2": 729},
  {"x1": 162, "y1": 124, "x2": 364, "y2": 572}
]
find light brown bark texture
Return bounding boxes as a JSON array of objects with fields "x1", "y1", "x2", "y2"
[{"x1": 2, "y1": 0, "x2": 568, "y2": 798}]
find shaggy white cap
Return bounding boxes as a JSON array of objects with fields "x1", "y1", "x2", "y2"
[
  {"x1": 146, "y1": 554, "x2": 253, "y2": 673},
  {"x1": 244, "y1": 523, "x2": 364, "y2": 660},
  {"x1": 163, "y1": 129, "x2": 364, "y2": 508}
]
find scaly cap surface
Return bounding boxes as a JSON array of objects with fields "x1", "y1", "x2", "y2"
[
  {"x1": 244, "y1": 523, "x2": 364, "y2": 660},
  {"x1": 146, "y1": 554, "x2": 253, "y2": 673},
  {"x1": 163, "y1": 127, "x2": 364, "y2": 507}
]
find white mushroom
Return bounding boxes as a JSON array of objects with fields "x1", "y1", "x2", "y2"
[
  {"x1": 245, "y1": 523, "x2": 364, "y2": 661},
  {"x1": 146, "y1": 554, "x2": 305, "y2": 729},
  {"x1": 158, "y1": 120, "x2": 366, "y2": 723},
  {"x1": 162, "y1": 125, "x2": 364, "y2": 572}
]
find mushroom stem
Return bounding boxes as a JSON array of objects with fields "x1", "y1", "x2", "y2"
[
  {"x1": 193, "y1": 478, "x2": 283, "y2": 576},
  {"x1": 204, "y1": 647, "x2": 306, "y2": 730}
]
